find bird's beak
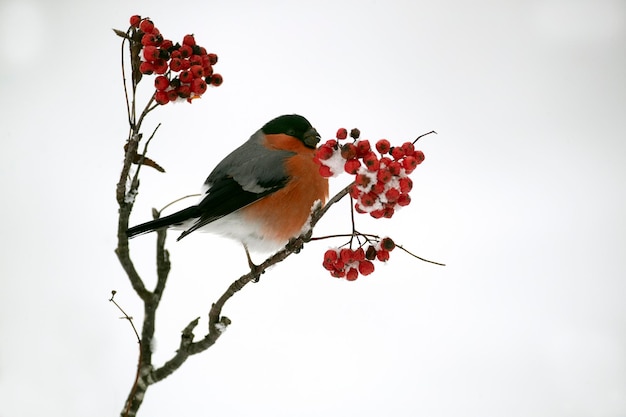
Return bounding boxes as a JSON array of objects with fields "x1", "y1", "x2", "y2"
[{"x1": 303, "y1": 128, "x2": 321, "y2": 148}]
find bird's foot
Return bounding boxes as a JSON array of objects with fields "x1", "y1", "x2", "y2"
[
  {"x1": 244, "y1": 245, "x2": 263, "y2": 282},
  {"x1": 286, "y1": 237, "x2": 304, "y2": 254}
]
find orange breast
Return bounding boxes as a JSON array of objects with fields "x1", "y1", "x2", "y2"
[{"x1": 241, "y1": 134, "x2": 329, "y2": 243}]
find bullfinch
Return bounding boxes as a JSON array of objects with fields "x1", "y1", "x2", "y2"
[{"x1": 126, "y1": 114, "x2": 329, "y2": 253}]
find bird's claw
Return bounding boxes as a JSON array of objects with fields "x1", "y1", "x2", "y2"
[{"x1": 244, "y1": 245, "x2": 263, "y2": 282}]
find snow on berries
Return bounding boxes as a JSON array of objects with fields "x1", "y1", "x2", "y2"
[
  {"x1": 128, "y1": 15, "x2": 222, "y2": 104},
  {"x1": 313, "y1": 127, "x2": 434, "y2": 280},
  {"x1": 315, "y1": 129, "x2": 425, "y2": 220}
]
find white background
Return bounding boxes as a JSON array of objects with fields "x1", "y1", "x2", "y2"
[{"x1": 1, "y1": 0, "x2": 625, "y2": 416}]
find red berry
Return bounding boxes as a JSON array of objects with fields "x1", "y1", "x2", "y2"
[
  {"x1": 370, "y1": 209, "x2": 384, "y2": 219},
  {"x1": 397, "y1": 193, "x2": 411, "y2": 206},
  {"x1": 391, "y1": 147, "x2": 405, "y2": 160},
  {"x1": 139, "y1": 61, "x2": 154, "y2": 74},
  {"x1": 179, "y1": 70, "x2": 193, "y2": 83},
  {"x1": 346, "y1": 268, "x2": 359, "y2": 281},
  {"x1": 198, "y1": 46, "x2": 208, "y2": 55},
  {"x1": 354, "y1": 204, "x2": 366, "y2": 214},
  {"x1": 154, "y1": 91, "x2": 169, "y2": 105},
  {"x1": 179, "y1": 44, "x2": 193, "y2": 58},
  {"x1": 340, "y1": 143, "x2": 357, "y2": 160},
  {"x1": 355, "y1": 173, "x2": 371, "y2": 187},
  {"x1": 332, "y1": 258, "x2": 345, "y2": 271},
  {"x1": 376, "y1": 139, "x2": 391, "y2": 154},
  {"x1": 142, "y1": 46, "x2": 159, "y2": 61},
  {"x1": 414, "y1": 150, "x2": 425, "y2": 164},
  {"x1": 379, "y1": 156, "x2": 392, "y2": 166},
  {"x1": 402, "y1": 156, "x2": 418, "y2": 173},
  {"x1": 324, "y1": 249, "x2": 339, "y2": 262},
  {"x1": 160, "y1": 39, "x2": 173, "y2": 50},
  {"x1": 182, "y1": 34, "x2": 196, "y2": 46},
  {"x1": 382, "y1": 204, "x2": 395, "y2": 218},
  {"x1": 362, "y1": 152, "x2": 380, "y2": 171},
  {"x1": 207, "y1": 53, "x2": 218, "y2": 65},
  {"x1": 332, "y1": 270, "x2": 346, "y2": 278},
  {"x1": 340, "y1": 248, "x2": 354, "y2": 263},
  {"x1": 153, "y1": 59, "x2": 168, "y2": 74},
  {"x1": 358, "y1": 260, "x2": 375, "y2": 276},
  {"x1": 371, "y1": 181, "x2": 385, "y2": 194},
  {"x1": 360, "y1": 191, "x2": 378, "y2": 207},
  {"x1": 398, "y1": 177, "x2": 413, "y2": 193},
  {"x1": 319, "y1": 165, "x2": 333, "y2": 178},
  {"x1": 401, "y1": 142, "x2": 415, "y2": 156},
  {"x1": 325, "y1": 139, "x2": 338, "y2": 148},
  {"x1": 141, "y1": 33, "x2": 158, "y2": 46},
  {"x1": 180, "y1": 59, "x2": 191, "y2": 70},
  {"x1": 323, "y1": 249, "x2": 338, "y2": 267},
  {"x1": 376, "y1": 249, "x2": 390, "y2": 262},
  {"x1": 336, "y1": 128, "x2": 348, "y2": 140},
  {"x1": 388, "y1": 161, "x2": 402, "y2": 176},
  {"x1": 154, "y1": 75, "x2": 169, "y2": 90},
  {"x1": 377, "y1": 168, "x2": 392, "y2": 183},
  {"x1": 385, "y1": 188, "x2": 400, "y2": 202},
  {"x1": 176, "y1": 84, "x2": 191, "y2": 98},
  {"x1": 130, "y1": 15, "x2": 142, "y2": 28},
  {"x1": 316, "y1": 144, "x2": 334, "y2": 160},
  {"x1": 353, "y1": 247, "x2": 365, "y2": 262},
  {"x1": 171, "y1": 50, "x2": 181, "y2": 59},
  {"x1": 203, "y1": 64, "x2": 214, "y2": 77},
  {"x1": 209, "y1": 73, "x2": 223, "y2": 86},
  {"x1": 349, "y1": 184, "x2": 361, "y2": 199},
  {"x1": 355, "y1": 140, "x2": 371, "y2": 157},
  {"x1": 190, "y1": 54, "x2": 203, "y2": 66},
  {"x1": 169, "y1": 58, "x2": 182, "y2": 72},
  {"x1": 191, "y1": 78, "x2": 208, "y2": 95},
  {"x1": 139, "y1": 19, "x2": 155, "y2": 33},
  {"x1": 344, "y1": 158, "x2": 361, "y2": 174},
  {"x1": 190, "y1": 65, "x2": 204, "y2": 78},
  {"x1": 166, "y1": 89, "x2": 179, "y2": 101}
]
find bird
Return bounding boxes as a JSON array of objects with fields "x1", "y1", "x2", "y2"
[{"x1": 126, "y1": 114, "x2": 329, "y2": 257}]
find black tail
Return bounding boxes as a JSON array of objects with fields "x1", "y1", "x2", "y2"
[{"x1": 126, "y1": 206, "x2": 201, "y2": 238}]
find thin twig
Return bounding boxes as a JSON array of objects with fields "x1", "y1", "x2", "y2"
[
  {"x1": 159, "y1": 194, "x2": 202, "y2": 214},
  {"x1": 109, "y1": 291, "x2": 140, "y2": 343},
  {"x1": 396, "y1": 244, "x2": 446, "y2": 266},
  {"x1": 120, "y1": 31, "x2": 132, "y2": 128},
  {"x1": 109, "y1": 291, "x2": 142, "y2": 417},
  {"x1": 413, "y1": 130, "x2": 437, "y2": 144}
]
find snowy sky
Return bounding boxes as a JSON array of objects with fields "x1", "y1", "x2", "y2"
[{"x1": 1, "y1": 0, "x2": 625, "y2": 416}]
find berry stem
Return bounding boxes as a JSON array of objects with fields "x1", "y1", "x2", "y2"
[
  {"x1": 395, "y1": 244, "x2": 446, "y2": 266},
  {"x1": 349, "y1": 189, "x2": 357, "y2": 247},
  {"x1": 120, "y1": 29, "x2": 134, "y2": 129},
  {"x1": 412, "y1": 130, "x2": 437, "y2": 145}
]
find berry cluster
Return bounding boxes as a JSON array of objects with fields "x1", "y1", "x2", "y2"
[
  {"x1": 129, "y1": 15, "x2": 222, "y2": 104},
  {"x1": 322, "y1": 237, "x2": 396, "y2": 281},
  {"x1": 314, "y1": 128, "x2": 425, "y2": 219}
]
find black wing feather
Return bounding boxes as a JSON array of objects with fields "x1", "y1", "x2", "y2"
[
  {"x1": 126, "y1": 206, "x2": 201, "y2": 238},
  {"x1": 176, "y1": 174, "x2": 288, "y2": 240}
]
